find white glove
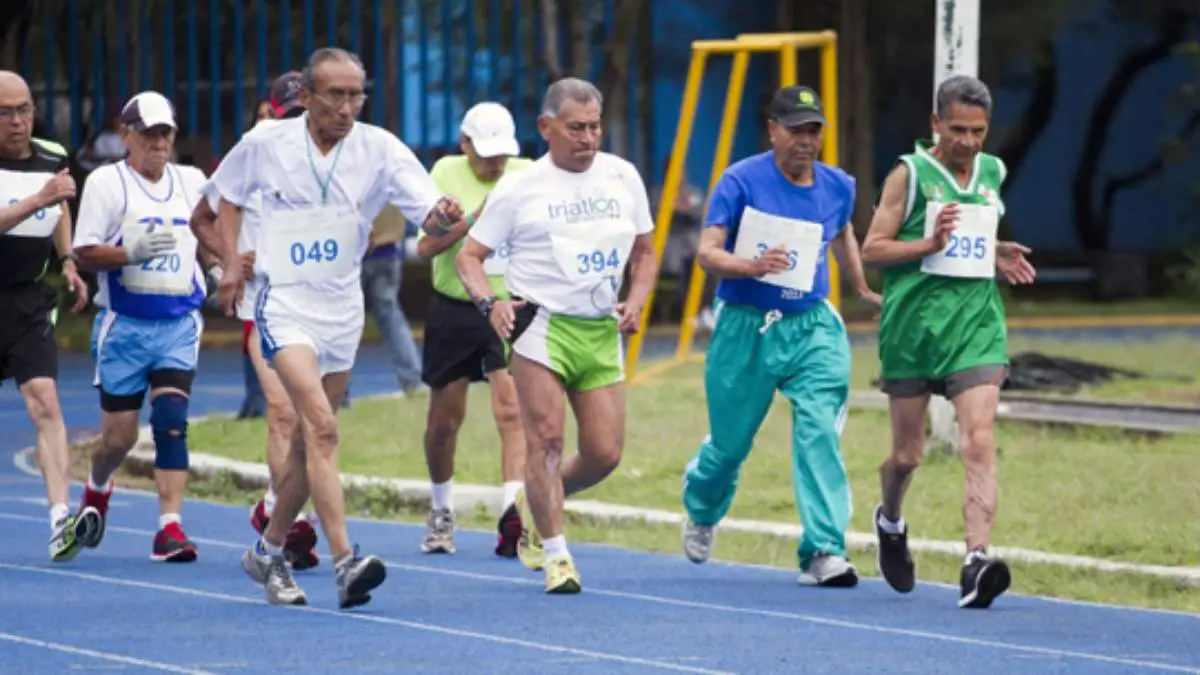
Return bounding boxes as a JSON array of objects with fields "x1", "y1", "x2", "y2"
[{"x1": 126, "y1": 228, "x2": 178, "y2": 264}]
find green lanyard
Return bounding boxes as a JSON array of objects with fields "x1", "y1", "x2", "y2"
[{"x1": 303, "y1": 113, "x2": 345, "y2": 205}]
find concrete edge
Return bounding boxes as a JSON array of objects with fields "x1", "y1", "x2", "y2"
[{"x1": 107, "y1": 414, "x2": 1200, "y2": 586}]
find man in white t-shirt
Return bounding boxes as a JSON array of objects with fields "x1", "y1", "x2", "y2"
[
  {"x1": 71, "y1": 91, "x2": 210, "y2": 563},
  {"x1": 191, "y1": 47, "x2": 462, "y2": 610},
  {"x1": 455, "y1": 77, "x2": 659, "y2": 594},
  {"x1": 191, "y1": 71, "x2": 320, "y2": 572}
]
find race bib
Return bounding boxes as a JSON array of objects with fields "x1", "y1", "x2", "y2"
[
  {"x1": 550, "y1": 223, "x2": 636, "y2": 283},
  {"x1": 732, "y1": 206, "x2": 825, "y2": 293},
  {"x1": 483, "y1": 240, "x2": 510, "y2": 277},
  {"x1": 921, "y1": 201, "x2": 997, "y2": 279},
  {"x1": 120, "y1": 216, "x2": 198, "y2": 296},
  {"x1": 264, "y1": 205, "x2": 358, "y2": 285}
]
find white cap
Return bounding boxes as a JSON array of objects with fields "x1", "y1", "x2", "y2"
[
  {"x1": 460, "y1": 102, "x2": 519, "y2": 158},
  {"x1": 119, "y1": 91, "x2": 177, "y2": 131}
]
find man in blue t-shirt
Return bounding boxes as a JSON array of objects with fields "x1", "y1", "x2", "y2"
[{"x1": 679, "y1": 85, "x2": 880, "y2": 587}]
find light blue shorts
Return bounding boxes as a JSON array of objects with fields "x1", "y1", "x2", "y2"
[{"x1": 91, "y1": 309, "x2": 203, "y2": 400}]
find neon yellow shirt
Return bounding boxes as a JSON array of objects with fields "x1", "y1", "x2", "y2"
[{"x1": 421, "y1": 155, "x2": 534, "y2": 300}]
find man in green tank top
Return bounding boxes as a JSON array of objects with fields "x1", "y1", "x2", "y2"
[
  {"x1": 861, "y1": 75, "x2": 1036, "y2": 610},
  {"x1": 415, "y1": 102, "x2": 534, "y2": 559}
]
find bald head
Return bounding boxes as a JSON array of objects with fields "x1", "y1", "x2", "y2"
[{"x1": 0, "y1": 70, "x2": 34, "y2": 159}]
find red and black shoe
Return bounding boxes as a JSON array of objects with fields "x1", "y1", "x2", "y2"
[
  {"x1": 250, "y1": 500, "x2": 320, "y2": 570},
  {"x1": 151, "y1": 521, "x2": 198, "y2": 562},
  {"x1": 494, "y1": 503, "x2": 522, "y2": 558},
  {"x1": 79, "y1": 482, "x2": 112, "y2": 549}
]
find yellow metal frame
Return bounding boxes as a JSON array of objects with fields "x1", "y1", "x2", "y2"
[{"x1": 627, "y1": 31, "x2": 840, "y2": 383}]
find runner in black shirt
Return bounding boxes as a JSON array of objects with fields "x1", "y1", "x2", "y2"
[{"x1": 0, "y1": 70, "x2": 96, "y2": 562}]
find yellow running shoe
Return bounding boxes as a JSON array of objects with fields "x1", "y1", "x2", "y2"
[
  {"x1": 514, "y1": 487, "x2": 545, "y2": 571},
  {"x1": 543, "y1": 555, "x2": 581, "y2": 594}
]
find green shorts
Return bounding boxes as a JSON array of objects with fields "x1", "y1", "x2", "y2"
[{"x1": 509, "y1": 301, "x2": 623, "y2": 392}]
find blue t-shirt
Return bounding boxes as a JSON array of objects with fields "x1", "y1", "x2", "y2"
[{"x1": 704, "y1": 152, "x2": 856, "y2": 314}]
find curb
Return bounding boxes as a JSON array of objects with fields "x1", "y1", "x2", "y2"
[{"x1": 117, "y1": 421, "x2": 1200, "y2": 586}]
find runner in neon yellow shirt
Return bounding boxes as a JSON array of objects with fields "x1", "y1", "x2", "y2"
[{"x1": 415, "y1": 102, "x2": 533, "y2": 558}]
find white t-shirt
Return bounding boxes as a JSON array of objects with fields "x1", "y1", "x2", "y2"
[
  {"x1": 201, "y1": 119, "x2": 277, "y2": 320},
  {"x1": 468, "y1": 153, "x2": 655, "y2": 318},
  {"x1": 208, "y1": 115, "x2": 442, "y2": 301},
  {"x1": 73, "y1": 161, "x2": 208, "y2": 316}
]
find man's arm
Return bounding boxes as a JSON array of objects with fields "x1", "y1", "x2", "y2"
[
  {"x1": 623, "y1": 232, "x2": 658, "y2": 309},
  {"x1": 0, "y1": 194, "x2": 52, "y2": 233},
  {"x1": 72, "y1": 170, "x2": 134, "y2": 271},
  {"x1": 696, "y1": 226, "x2": 760, "y2": 278},
  {"x1": 416, "y1": 197, "x2": 487, "y2": 260},
  {"x1": 454, "y1": 236, "x2": 497, "y2": 304},
  {"x1": 381, "y1": 133, "x2": 463, "y2": 235},
  {"x1": 861, "y1": 162, "x2": 939, "y2": 267},
  {"x1": 830, "y1": 224, "x2": 878, "y2": 301},
  {"x1": 52, "y1": 203, "x2": 73, "y2": 261}
]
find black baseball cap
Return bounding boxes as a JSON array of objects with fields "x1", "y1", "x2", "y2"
[
  {"x1": 767, "y1": 85, "x2": 825, "y2": 127},
  {"x1": 119, "y1": 91, "x2": 177, "y2": 131},
  {"x1": 269, "y1": 71, "x2": 304, "y2": 117}
]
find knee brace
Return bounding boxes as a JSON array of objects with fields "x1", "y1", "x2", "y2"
[{"x1": 150, "y1": 393, "x2": 190, "y2": 471}]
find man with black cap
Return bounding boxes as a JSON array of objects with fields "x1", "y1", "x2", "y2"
[
  {"x1": 678, "y1": 85, "x2": 879, "y2": 587},
  {"x1": 72, "y1": 89, "x2": 211, "y2": 563},
  {"x1": 194, "y1": 71, "x2": 321, "y2": 571}
]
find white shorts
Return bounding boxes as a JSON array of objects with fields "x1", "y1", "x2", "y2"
[
  {"x1": 253, "y1": 284, "x2": 364, "y2": 376},
  {"x1": 236, "y1": 276, "x2": 261, "y2": 322}
]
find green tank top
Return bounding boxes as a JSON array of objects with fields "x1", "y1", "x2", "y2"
[{"x1": 877, "y1": 139, "x2": 1010, "y2": 381}]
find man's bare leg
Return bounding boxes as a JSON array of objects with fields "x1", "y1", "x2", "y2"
[
  {"x1": 246, "y1": 344, "x2": 386, "y2": 609},
  {"x1": 262, "y1": 345, "x2": 350, "y2": 559},
  {"x1": 949, "y1": 381, "x2": 1010, "y2": 609},
  {"x1": 873, "y1": 393, "x2": 930, "y2": 594},
  {"x1": 560, "y1": 383, "x2": 624, "y2": 497},
  {"x1": 490, "y1": 369, "x2": 526, "y2": 501},
  {"x1": 20, "y1": 378, "x2": 71, "y2": 520},
  {"x1": 509, "y1": 355, "x2": 567, "y2": 565},
  {"x1": 420, "y1": 377, "x2": 470, "y2": 553}
]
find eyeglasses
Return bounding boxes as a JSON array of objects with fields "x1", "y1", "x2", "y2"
[{"x1": 0, "y1": 104, "x2": 35, "y2": 120}]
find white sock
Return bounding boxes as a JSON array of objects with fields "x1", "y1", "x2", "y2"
[
  {"x1": 158, "y1": 513, "x2": 181, "y2": 530},
  {"x1": 49, "y1": 503, "x2": 69, "y2": 529},
  {"x1": 88, "y1": 474, "x2": 113, "y2": 494},
  {"x1": 877, "y1": 512, "x2": 906, "y2": 535},
  {"x1": 257, "y1": 537, "x2": 283, "y2": 557},
  {"x1": 431, "y1": 480, "x2": 453, "y2": 511},
  {"x1": 502, "y1": 481, "x2": 523, "y2": 510},
  {"x1": 263, "y1": 485, "x2": 277, "y2": 517},
  {"x1": 543, "y1": 535, "x2": 569, "y2": 560}
]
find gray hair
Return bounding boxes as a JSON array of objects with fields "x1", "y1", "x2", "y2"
[
  {"x1": 539, "y1": 77, "x2": 603, "y2": 118},
  {"x1": 300, "y1": 47, "x2": 366, "y2": 89},
  {"x1": 935, "y1": 75, "x2": 992, "y2": 119}
]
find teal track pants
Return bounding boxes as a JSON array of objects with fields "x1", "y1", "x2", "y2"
[{"x1": 682, "y1": 299, "x2": 853, "y2": 569}]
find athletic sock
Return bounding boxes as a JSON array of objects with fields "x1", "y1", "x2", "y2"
[
  {"x1": 431, "y1": 480, "x2": 453, "y2": 511},
  {"x1": 877, "y1": 512, "x2": 906, "y2": 535},
  {"x1": 258, "y1": 537, "x2": 284, "y2": 557},
  {"x1": 543, "y1": 535, "x2": 569, "y2": 560},
  {"x1": 501, "y1": 481, "x2": 522, "y2": 510},
  {"x1": 263, "y1": 485, "x2": 277, "y2": 517},
  {"x1": 49, "y1": 503, "x2": 69, "y2": 529},
  {"x1": 158, "y1": 513, "x2": 181, "y2": 530},
  {"x1": 87, "y1": 474, "x2": 113, "y2": 494}
]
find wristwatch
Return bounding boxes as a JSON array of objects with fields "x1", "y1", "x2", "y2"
[{"x1": 476, "y1": 295, "x2": 498, "y2": 317}]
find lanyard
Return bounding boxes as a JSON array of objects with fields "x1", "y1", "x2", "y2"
[{"x1": 303, "y1": 113, "x2": 345, "y2": 205}]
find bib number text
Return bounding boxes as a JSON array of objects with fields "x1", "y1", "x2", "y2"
[{"x1": 288, "y1": 239, "x2": 340, "y2": 267}]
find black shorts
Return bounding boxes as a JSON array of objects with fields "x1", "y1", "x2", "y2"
[
  {"x1": 880, "y1": 364, "x2": 1008, "y2": 400},
  {"x1": 0, "y1": 282, "x2": 59, "y2": 386},
  {"x1": 421, "y1": 291, "x2": 508, "y2": 388}
]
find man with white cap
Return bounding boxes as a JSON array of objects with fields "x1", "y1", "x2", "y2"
[
  {"x1": 415, "y1": 101, "x2": 531, "y2": 557},
  {"x1": 71, "y1": 90, "x2": 211, "y2": 562}
]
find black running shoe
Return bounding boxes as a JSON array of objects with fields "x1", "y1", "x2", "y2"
[
  {"x1": 873, "y1": 504, "x2": 915, "y2": 593},
  {"x1": 959, "y1": 551, "x2": 1011, "y2": 609}
]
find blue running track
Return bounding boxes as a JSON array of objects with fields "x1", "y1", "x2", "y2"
[{"x1": 1, "y1": 344, "x2": 1198, "y2": 674}]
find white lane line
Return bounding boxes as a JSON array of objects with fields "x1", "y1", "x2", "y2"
[
  {"x1": 0, "y1": 561, "x2": 732, "y2": 675},
  {"x1": 0, "y1": 511, "x2": 1196, "y2": 674},
  {"x1": 0, "y1": 631, "x2": 217, "y2": 674}
]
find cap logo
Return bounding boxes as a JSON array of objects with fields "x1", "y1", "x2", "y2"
[{"x1": 798, "y1": 90, "x2": 816, "y2": 107}]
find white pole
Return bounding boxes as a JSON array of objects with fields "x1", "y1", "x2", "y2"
[
  {"x1": 934, "y1": 0, "x2": 981, "y2": 103},
  {"x1": 927, "y1": 0, "x2": 981, "y2": 456}
]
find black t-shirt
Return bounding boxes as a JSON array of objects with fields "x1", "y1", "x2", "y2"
[{"x1": 0, "y1": 138, "x2": 69, "y2": 287}]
